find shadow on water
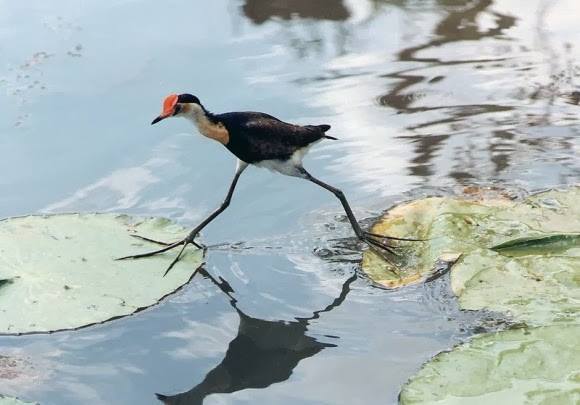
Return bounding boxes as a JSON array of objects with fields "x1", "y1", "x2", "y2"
[{"x1": 155, "y1": 268, "x2": 357, "y2": 405}]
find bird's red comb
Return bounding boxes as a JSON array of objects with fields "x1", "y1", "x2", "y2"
[{"x1": 161, "y1": 93, "x2": 178, "y2": 117}]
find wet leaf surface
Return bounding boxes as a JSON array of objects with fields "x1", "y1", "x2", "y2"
[
  {"x1": 0, "y1": 213, "x2": 203, "y2": 334},
  {"x1": 364, "y1": 188, "x2": 580, "y2": 326},
  {"x1": 0, "y1": 395, "x2": 38, "y2": 405},
  {"x1": 400, "y1": 325, "x2": 580, "y2": 404}
]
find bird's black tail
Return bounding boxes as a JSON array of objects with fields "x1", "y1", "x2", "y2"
[
  {"x1": 306, "y1": 124, "x2": 337, "y2": 140},
  {"x1": 155, "y1": 393, "x2": 169, "y2": 403}
]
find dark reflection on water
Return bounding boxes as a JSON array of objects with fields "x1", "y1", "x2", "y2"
[
  {"x1": 242, "y1": 0, "x2": 350, "y2": 24},
  {"x1": 374, "y1": 0, "x2": 579, "y2": 185},
  {"x1": 569, "y1": 90, "x2": 580, "y2": 105},
  {"x1": 379, "y1": 0, "x2": 516, "y2": 116},
  {"x1": 240, "y1": 0, "x2": 351, "y2": 59},
  {"x1": 379, "y1": 0, "x2": 518, "y2": 180},
  {"x1": 396, "y1": 0, "x2": 516, "y2": 64},
  {"x1": 156, "y1": 268, "x2": 357, "y2": 404}
]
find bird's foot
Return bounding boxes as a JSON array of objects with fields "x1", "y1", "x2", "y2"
[
  {"x1": 117, "y1": 232, "x2": 203, "y2": 277},
  {"x1": 360, "y1": 231, "x2": 424, "y2": 275},
  {"x1": 361, "y1": 231, "x2": 400, "y2": 256},
  {"x1": 361, "y1": 233, "x2": 401, "y2": 274},
  {"x1": 128, "y1": 234, "x2": 203, "y2": 249}
]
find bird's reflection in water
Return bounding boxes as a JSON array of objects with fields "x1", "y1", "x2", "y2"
[{"x1": 156, "y1": 268, "x2": 357, "y2": 404}]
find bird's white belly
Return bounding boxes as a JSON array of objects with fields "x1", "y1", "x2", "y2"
[
  {"x1": 254, "y1": 158, "x2": 305, "y2": 177},
  {"x1": 253, "y1": 143, "x2": 318, "y2": 177}
]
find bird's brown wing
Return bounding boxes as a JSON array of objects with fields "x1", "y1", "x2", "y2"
[{"x1": 217, "y1": 112, "x2": 332, "y2": 163}]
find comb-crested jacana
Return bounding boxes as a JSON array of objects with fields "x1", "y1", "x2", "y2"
[{"x1": 119, "y1": 93, "x2": 416, "y2": 275}]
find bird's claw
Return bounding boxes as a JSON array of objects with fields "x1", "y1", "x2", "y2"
[
  {"x1": 360, "y1": 231, "x2": 423, "y2": 275},
  {"x1": 362, "y1": 231, "x2": 399, "y2": 256},
  {"x1": 363, "y1": 231, "x2": 426, "y2": 243},
  {"x1": 129, "y1": 234, "x2": 203, "y2": 249},
  {"x1": 128, "y1": 234, "x2": 173, "y2": 246},
  {"x1": 117, "y1": 232, "x2": 203, "y2": 277}
]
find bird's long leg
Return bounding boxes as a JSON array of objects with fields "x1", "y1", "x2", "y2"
[
  {"x1": 117, "y1": 161, "x2": 248, "y2": 275},
  {"x1": 302, "y1": 170, "x2": 417, "y2": 258}
]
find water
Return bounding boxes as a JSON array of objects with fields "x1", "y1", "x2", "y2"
[{"x1": 0, "y1": 0, "x2": 578, "y2": 403}]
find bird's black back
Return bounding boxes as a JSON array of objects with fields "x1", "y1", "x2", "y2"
[{"x1": 215, "y1": 111, "x2": 333, "y2": 163}]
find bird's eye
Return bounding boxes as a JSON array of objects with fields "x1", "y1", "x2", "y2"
[{"x1": 173, "y1": 104, "x2": 182, "y2": 115}]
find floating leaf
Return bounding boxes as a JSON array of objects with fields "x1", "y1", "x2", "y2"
[
  {"x1": 362, "y1": 195, "x2": 512, "y2": 288},
  {"x1": 400, "y1": 325, "x2": 580, "y2": 404},
  {"x1": 0, "y1": 395, "x2": 38, "y2": 405},
  {"x1": 363, "y1": 187, "x2": 580, "y2": 326},
  {"x1": 451, "y1": 248, "x2": 580, "y2": 326},
  {"x1": 0, "y1": 213, "x2": 203, "y2": 334}
]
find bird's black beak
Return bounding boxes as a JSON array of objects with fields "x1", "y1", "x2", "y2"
[
  {"x1": 151, "y1": 115, "x2": 166, "y2": 125},
  {"x1": 152, "y1": 103, "x2": 181, "y2": 125}
]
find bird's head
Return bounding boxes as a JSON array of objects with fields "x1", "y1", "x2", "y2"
[{"x1": 151, "y1": 93, "x2": 202, "y2": 125}]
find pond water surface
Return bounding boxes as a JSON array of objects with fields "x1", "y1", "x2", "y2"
[{"x1": 0, "y1": 0, "x2": 578, "y2": 404}]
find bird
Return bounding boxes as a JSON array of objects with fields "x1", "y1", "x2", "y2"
[{"x1": 119, "y1": 93, "x2": 417, "y2": 275}]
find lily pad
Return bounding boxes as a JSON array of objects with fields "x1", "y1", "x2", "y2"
[
  {"x1": 0, "y1": 213, "x2": 203, "y2": 334},
  {"x1": 363, "y1": 187, "x2": 580, "y2": 325},
  {"x1": 362, "y1": 194, "x2": 513, "y2": 288},
  {"x1": 399, "y1": 325, "x2": 580, "y2": 404},
  {"x1": 451, "y1": 248, "x2": 579, "y2": 326},
  {"x1": 0, "y1": 395, "x2": 38, "y2": 405}
]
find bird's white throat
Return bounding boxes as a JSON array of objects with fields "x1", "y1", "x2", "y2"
[{"x1": 184, "y1": 103, "x2": 229, "y2": 145}]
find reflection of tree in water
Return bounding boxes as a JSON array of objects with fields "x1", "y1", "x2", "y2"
[
  {"x1": 378, "y1": 0, "x2": 516, "y2": 180},
  {"x1": 240, "y1": 0, "x2": 350, "y2": 58},
  {"x1": 156, "y1": 269, "x2": 357, "y2": 405},
  {"x1": 378, "y1": 0, "x2": 578, "y2": 181},
  {"x1": 242, "y1": 0, "x2": 350, "y2": 24},
  {"x1": 381, "y1": 0, "x2": 516, "y2": 110}
]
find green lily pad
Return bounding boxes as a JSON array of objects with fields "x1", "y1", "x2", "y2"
[
  {"x1": 362, "y1": 194, "x2": 512, "y2": 288},
  {"x1": 363, "y1": 187, "x2": 580, "y2": 326},
  {"x1": 0, "y1": 213, "x2": 203, "y2": 334},
  {"x1": 0, "y1": 395, "x2": 38, "y2": 405},
  {"x1": 451, "y1": 248, "x2": 579, "y2": 326},
  {"x1": 400, "y1": 325, "x2": 580, "y2": 404}
]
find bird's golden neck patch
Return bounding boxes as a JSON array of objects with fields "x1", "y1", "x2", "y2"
[{"x1": 184, "y1": 104, "x2": 229, "y2": 145}]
